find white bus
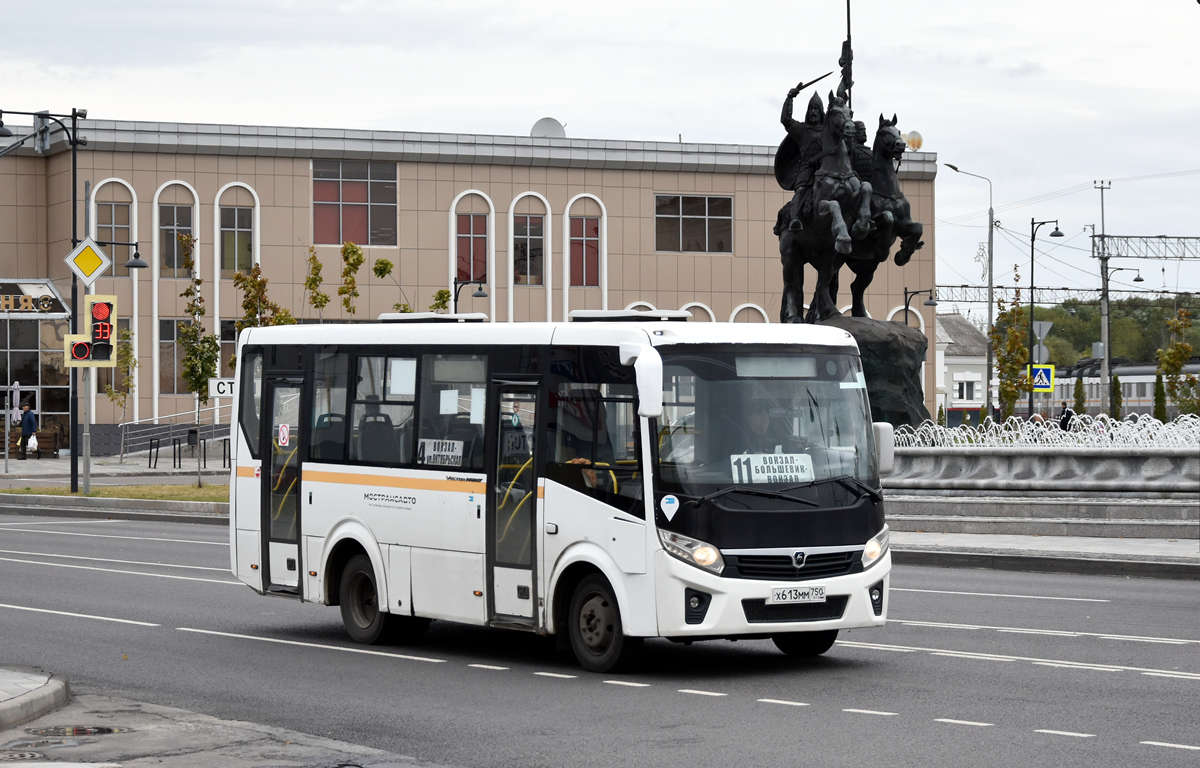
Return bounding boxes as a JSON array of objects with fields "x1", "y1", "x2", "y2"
[{"x1": 228, "y1": 310, "x2": 894, "y2": 672}]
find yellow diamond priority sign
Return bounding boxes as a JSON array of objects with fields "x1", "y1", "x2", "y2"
[{"x1": 64, "y1": 236, "x2": 112, "y2": 287}]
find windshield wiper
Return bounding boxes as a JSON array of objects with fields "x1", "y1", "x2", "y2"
[
  {"x1": 780, "y1": 475, "x2": 881, "y2": 503},
  {"x1": 684, "y1": 485, "x2": 820, "y2": 509}
]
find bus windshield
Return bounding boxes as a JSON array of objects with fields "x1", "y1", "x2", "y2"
[{"x1": 655, "y1": 345, "x2": 877, "y2": 497}]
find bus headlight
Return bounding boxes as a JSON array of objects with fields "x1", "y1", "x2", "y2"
[
  {"x1": 862, "y1": 526, "x2": 889, "y2": 568},
  {"x1": 659, "y1": 529, "x2": 725, "y2": 575}
]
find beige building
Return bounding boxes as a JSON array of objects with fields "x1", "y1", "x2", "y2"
[{"x1": 0, "y1": 117, "x2": 937, "y2": 441}]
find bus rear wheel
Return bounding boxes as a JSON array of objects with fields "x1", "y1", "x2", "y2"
[
  {"x1": 340, "y1": 554, "x2": 390, "y2": 644},
  {"x1": 772, "y1": 629, "x2": 838, "y2": 658},
  {"x1": 568, "y1": 574, "x2": 642, "y2": 673}
]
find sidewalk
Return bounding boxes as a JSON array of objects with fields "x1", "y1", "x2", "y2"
[
  {"x1": 0, "y1": 454, "x2": 229, "y2": 489},
  {"x1": 0, "y1": 667, "x2": 70, "y2": 732}
]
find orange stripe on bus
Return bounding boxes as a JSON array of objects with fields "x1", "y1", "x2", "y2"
[
  {"x1": 303, "y1": 470, "x2": 487, "y2": 494},
  {"x1": 537, "y1": 486, "x2": 545, "y2": 498},
  {"x1": 236, "y1": 466, "x2": 257, "y2": 478}
]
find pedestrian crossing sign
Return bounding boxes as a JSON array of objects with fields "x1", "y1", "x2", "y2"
[{"x1": 1028, "y1": 364, "x2": 1055, "y2": 392}]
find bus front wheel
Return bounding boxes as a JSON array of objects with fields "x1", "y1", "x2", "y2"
[
  {"x1": 568, "y1": 574, "x2": 642, "y2": 673},
  {"x1": 772, "y1": 629, "x2": 838, "y2": 657}
]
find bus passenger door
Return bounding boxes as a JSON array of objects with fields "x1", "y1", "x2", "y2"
[
  {"x1": 261, "y1": 377, "x2": 304, "y2": 595},
  {"x1": 490, "y1": 386, "x2": 539, "y2": 622}
]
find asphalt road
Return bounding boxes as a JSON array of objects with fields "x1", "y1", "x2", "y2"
[{"x1": 2, "y1": 513, "x2": 1198, "y2": 767}]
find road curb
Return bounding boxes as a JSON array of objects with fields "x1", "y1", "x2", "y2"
[
  {"x1": 0, "y1": 504, "x2": 227, "y2": 526},
  {"x1": 0, "y1": 669, "x2": 70, "y2": 731},
  {"x1": 893, "y1": 548, "x2": 1200, "y2": 580}
]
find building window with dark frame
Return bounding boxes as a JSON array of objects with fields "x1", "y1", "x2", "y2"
[
  {"x1": 513, "y1": 215, "x2": 544, "y2": 286},
  {"x1": 457, "y1": 214, "x2": 487, "y2": 283},
  {"x1": 569, "y1": 216, "x2": 600, "y2": 287},
  {"x1": 220, "y1": 207, "x2": 253, "y2": 278},
  {"x1": 160, "y1": 204, "x2": 193, "y2": 278},
  {"x1": 313, "y1": 160, "x2": 398, "y2": 246},
  {"x1": 96, "y1": 201, "x2": 132, "y2": 277},
  {"x1": 956, "y1": 381, "x2": 976, "y2": 401},
  {"x1": 159, "y1": 319, "x2": 188, "y2": 395},
  {"x1": 655, "y1": 195, "x2": 732, "y2": 253}
]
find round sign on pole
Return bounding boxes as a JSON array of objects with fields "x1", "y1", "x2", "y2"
[{"x1": 278, "y1": 423, "x2": 290, "y2": 447}]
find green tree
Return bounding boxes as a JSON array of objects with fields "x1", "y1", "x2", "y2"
[
  {"x1": 303, "y1": 246, "x2": 331, "y2": 321},
  {"x1": 1073, "y1": 376, "x2": 1086, "y2": 416},
  {"x1": 936, "y1": 404, "x2": 946, "y2": 426},
  {"x1": 338, "y1": 242, "x2": 365, "y2": 315},
  {"x1": 103, "y1": 326, "x2": 138, "y2": 423},
  {"x1": 372, "y1": 258, "x2": 413, "y2": 312},
  {"x1": 989, "y1": 271, "x2": 1032, "y2": 420},
  {"x1": 176, "y1": 235, "x2": 220, "y2": 405},
  {"x1": 230, "y1": 263, "x2": 296, "y2": 371},
  {"x1": 429, "y1": 289, "x2": 451, "y2": 314},
  {"x1": 1155, "y1": 308, "x2": 1199, "y2": 416},
  {"x1": 1110, "y1": 375, "x2": 1122, "y2": 419},
  {"x1": 1153, "y1": 372, "x2": 1167, "y2": 421}
]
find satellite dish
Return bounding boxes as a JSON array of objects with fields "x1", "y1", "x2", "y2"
[
  {"x1": 530, "y1": 117, "x2": 566, "y2": 139},
  {"x1": 904, "y1": 130, "x2": 923, "y2": 152}
]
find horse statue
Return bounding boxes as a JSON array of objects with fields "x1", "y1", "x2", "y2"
[
  {"x1": 828, "y1": 114, "x2": 926, "y2": 317},
  {"x1": 775, "y1": 93, "x2": 874, "y2": 322},
  {"x1": 777, "y1": 109, "x2": 924, "y2": 322}
]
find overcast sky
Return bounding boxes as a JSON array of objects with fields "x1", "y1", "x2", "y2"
[{"x1": 6, "y1": 1, "x2": 1198, "y2": 314}]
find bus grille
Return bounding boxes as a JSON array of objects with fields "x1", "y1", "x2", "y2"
[
  {"x1": 741, "y1": 596, "x2": 849, "y2": 623},
  {"x1": 726, "y1": 552, "x2": 862, "y2": 581}
]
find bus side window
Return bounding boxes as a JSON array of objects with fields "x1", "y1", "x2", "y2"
[
  {"x1": 309, "y1": 351, "x2": 349, "y2": 462},
  {"x1": 416, "y1": 354, "x2": 486, "y2": 471},
  {"x1": 548, "y1": 383, "x2": 644, "y2": 518},
  {"x1": 239, "y1": 350, "x2": 263, "y2": 459},
  {"x1": 348, "y1": 355, "x2": 415, "y2": 466}
]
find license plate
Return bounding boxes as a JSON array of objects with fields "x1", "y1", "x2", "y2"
[{"x1": 769, "y1": 585, "x2": 826, "y2": 605}]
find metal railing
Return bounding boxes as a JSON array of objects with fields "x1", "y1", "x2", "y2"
[{"x1": 118, "y1": 404, "x2": 232, "y2": 463}]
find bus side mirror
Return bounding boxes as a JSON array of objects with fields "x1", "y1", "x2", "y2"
[
  {"x1": 619, "y1": 343, "x2": 663, "y2": 419},
  {"x1": 872, "y1": 422, "x2": 894, "y2": 475}
]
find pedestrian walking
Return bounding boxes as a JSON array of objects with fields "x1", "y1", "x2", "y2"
[
  {"x1": 18, "y1": 402, "x2": 37, "y2": 460},
  {"x1": 1058, "y1": 401, "x2": 1075, "y2": 431}
]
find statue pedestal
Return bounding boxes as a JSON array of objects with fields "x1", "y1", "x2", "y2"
[{"x1": 818, "y1": 316, "x2": 931, "y2": 427}]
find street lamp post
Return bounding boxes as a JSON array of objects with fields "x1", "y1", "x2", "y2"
[
  {"x1": 0, "y1": 107, "x2": 87, "y2": 491},
  {"x1": 945, "y1": 164, "x2": 994, "y2": 418},
  {"x1": 1028, "y1": 218, "x2": 1064, "y2": 419},
  {"x1": 901, "y1": 287, "x2": 938, "y2": 326},
  {"x1": 452, "y1": 279, "x2": 488, "y2": 314},
  {"x1": 1099, "y1": 264, "x2": 1143, "y2": 417}
]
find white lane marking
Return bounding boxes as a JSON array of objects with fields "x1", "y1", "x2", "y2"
[
  {"x1": 839, "y1": 640, "x2": 1200, "y2": 678},
  {"x1": 177, "y1": 628, "x2": 446, "y2": 663},
  {"x1": 1099, "y1": 636, "x2": 1189, "y2": 645},
  {"x1": 0, "y1": 602, "x2": 159, "y2": 627},
  {"x1": 844, "y1": 709, "x2": 897, "y2": 716},
  {"x1": 1142, "y1": 672, "x2": 1200, "y2": 681},
  {"x1": 759, "y1": 699, "x2": 810, "y2": 707},
  {"x1": 534, "y1": 672, "x2": 578, "y2": 679},
  {"x1": 0, "y1": 556, "x2": 240, "y2": 585},
  {"x1": 679, "y1": 689, "x2": 726, "y2": 697},
  {"x1": 469, "y1": 664, "x2": 508, "y2": 670},
  {"x1": 0, "y1": 518, "x2": 126, "y2": 526},
  {"x1": 891, "y1": 587, "x2": 1108, "y2": 603},
  {"x1": 893, "y1": 620, "x2": 980, "y2": 630},
  {"x1": 1036, "y1": 730, "x2": 1095, "y2": 738},
  {"x1": 935, "y1": 718, "x2": 993, "y2": 727},
  {"x1": 1141, "y1": 741, "x2": 1200, "y2": 751},
  {"x1": 931, "y1": 652, "x2": 1015, "y2": 662},
  {"x1": 892, "y1": 618, "x2": 1199, "y2": 646},
  {"x1": 604, "y1": 680, "x2": 650, "y2": 687},
  {"x1": 1033, "y1": 662, "x2": 1121, "y2": 672},
  {"x1": 2, "y1": 528, "x2": 226, "y2": 546},
  {"x1": 0, "y1": 548, "x2": 227, "y2": 572},
  {"x1": 837, "y1": 641, "x2": 915, "y2": 653}
]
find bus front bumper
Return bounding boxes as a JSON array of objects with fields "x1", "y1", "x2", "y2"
[{"x1": 653, "y1": 549, "x2": 890, "y2": 637}]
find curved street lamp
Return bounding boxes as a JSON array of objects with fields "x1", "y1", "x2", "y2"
[{"x1": 1028, "y1": 218, "x2": 1064, "y2": 419}]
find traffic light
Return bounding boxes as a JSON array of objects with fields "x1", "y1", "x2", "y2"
[
  {"x1": 64, "y1": 295, "x2": 118, "y2": 368},
  {"x1": 89, "y1": 299, "x2": 114, "y2": 361}
]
